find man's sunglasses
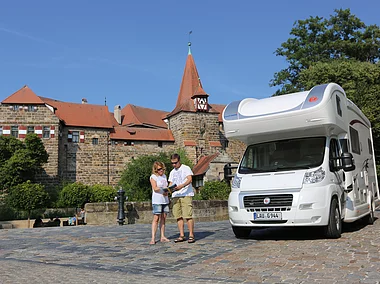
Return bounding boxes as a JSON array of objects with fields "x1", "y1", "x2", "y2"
[{"x1": 171, "y1": 161, "x2": 179, "y2": 165}]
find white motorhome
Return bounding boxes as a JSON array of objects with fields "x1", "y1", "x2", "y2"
[{"x1": 223, "y1": 83, "x2": 379, "y2": 238}]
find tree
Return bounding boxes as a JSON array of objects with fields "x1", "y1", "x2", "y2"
[
  {"x1": 7, "y1": 181, "x2": 49, "y2": 228},
  {"x1": 271, "y1": 9, "x2": 380, "y2": 95},
  {"x1": 119, "y1": 150, "x2": 193, "y2": 201},
  {"x1": 0, "y1": 134, "x2": 49, "y2": 191}
]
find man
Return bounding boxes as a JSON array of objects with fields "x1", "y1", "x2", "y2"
[{"x1": 168, "y1": 153, "x2": 195, "y2": 243}]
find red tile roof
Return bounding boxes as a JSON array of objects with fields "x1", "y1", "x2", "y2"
[
  {"x1": 166, "y1": 50, "x2": 217, "y2": 118},
  {"x1": 209, "y1": 141, "x2": 222, "y2": 147},
  {"x1": 192, "y1": 153, "x2": 219, "y2": 176},
  {"x1": 184, "y1": 140, "x2": 197, "y2": 146},
  {"x1": 41, "y1": 97, "x2": 114, "y2": 128},
  {"x1": 111, "y1": 126, "x2": 174, "y2": 141},
  {"x1": 1, "y1": 85, "x2": 45, "y2": 104},
  {"x1": 209, "y1": 104, "x2": 226, "y2": 123},
  {"x1": 121, "y1": 104, "x2": 168, "y2": 129}
]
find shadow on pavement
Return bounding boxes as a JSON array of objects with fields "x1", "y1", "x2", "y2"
[
  {"x1": 242, "y1": 217, "x2": 378, "y2": 241},
  {"x1": 168, "y1": 231, "x2": 215, "y2": 241}
]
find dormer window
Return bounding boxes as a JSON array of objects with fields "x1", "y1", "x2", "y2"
[{"x1": 194, "y1": 96, "x2": 208, "y2": 112}]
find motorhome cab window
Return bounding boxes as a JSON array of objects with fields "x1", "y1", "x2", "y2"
[
  {"x1": 336, "y1": 95, "x2": 342, "y2": 117},
  {"x1": 239, "y1": 137, "x2": 326, "y2": 174},
  {"x1": 329, "y1": 139, "x2": 341, "y2": 170},
  {"x1": 349, "y1": 126, "x2": 360, "y2": 154}
]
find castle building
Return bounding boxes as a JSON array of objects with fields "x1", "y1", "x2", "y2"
[{"x1": 0, "y1": 45, "x2": 245, "y2": 188}]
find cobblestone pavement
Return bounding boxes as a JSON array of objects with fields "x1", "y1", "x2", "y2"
[{"x1": 1, "y1": 210, "x2": 380, "y2": 284}]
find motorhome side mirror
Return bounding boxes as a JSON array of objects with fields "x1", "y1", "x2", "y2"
[
  {"x1": 224, "y1": 163, "x2": 233, "y2": 180},
  {"x1": 341, "y1": 152, "x2": 355, "y2": 172}
]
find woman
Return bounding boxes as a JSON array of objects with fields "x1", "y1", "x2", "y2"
[{"x1": 149, "y1": 161, "x2": 170, "y2": 244}]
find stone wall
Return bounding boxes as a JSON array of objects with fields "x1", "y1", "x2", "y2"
[
  {"x1": 59, "y1": 126, "x2": 179, "y2": 185},
  {"x1": 85, "y1": 200, "x2": 228, "y2": 225},
  {"x1": 0, "y1": 104, "x2": 60, "y2": 186},
  {"x1": 168, "y1": 111, "x2": 221, "y2": 162}
]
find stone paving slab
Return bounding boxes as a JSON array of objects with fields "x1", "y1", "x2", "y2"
[{"x1": 0, "y1": 210, "x2": 380, "y2": 284}]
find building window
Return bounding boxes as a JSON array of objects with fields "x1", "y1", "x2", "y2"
[
  {"x1": 72, "y1": 131, "x2": 79, "y2": 143},
  {"x1": 28, "y1": 105, "x2": 35, "y2": 112},
  {"x1": 158, "y1": 141, "x2": 163, "y2": 148},
  {"x1": 92, "y1": 138, "x2": 99, "y2": 145},
  {"x1": 13, "y1": 105, "x2": 19, "y2": 111},
  {"x1": 43, "y1": 126, "x2": 50, "y2": 138},
  {"x1": 0, "y1": 126, "x2": 2, "y2": 136},
  {"x1": 27, "y1": 126, "x2": 35, "y2": 134},
  {"x1": 11, "y1": 126, "x2": 18, "y2": 138},
  {"x1": 193, "y1": 175, "x2": 204, "y2": 188}
]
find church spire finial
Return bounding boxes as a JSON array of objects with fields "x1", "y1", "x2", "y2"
[{"x1": 188, "y1": 30, "x2": 192, "y2": 55}]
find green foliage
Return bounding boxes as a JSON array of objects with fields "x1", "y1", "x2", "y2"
[
  {"x1": 7, "y1": 181, "x2": 49, "y2": 219},
  {"x1": 89, "y1": 184, "x2": 117, "y2": 202},
  {"x1": 119, "y1": 149, "x2": 193, "y2": 201},
  {"x1": 0, "y1": 134, "x2": 49, "y2": 191},
  {"x1": 24, "y1": 134, "x2": 49, "y2": 168},
  {"x1": 59, "y1": 182, "x2": 90, "y2": 208},
  {"x1": 271, "y1": 8, "x2": 380, "y2": 94},
  {"x1": 0, "y1": 135, "x2": 24, "y2": 165},
  {"x1": 197, "y1": 181, "x2": 231, "y2": 200}
]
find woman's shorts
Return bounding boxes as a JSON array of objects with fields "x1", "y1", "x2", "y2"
[{"x1": 152, "y1": 203, "x2": 170, "y2": 215}]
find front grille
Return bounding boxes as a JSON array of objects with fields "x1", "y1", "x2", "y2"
[{"x1": 243, "y1": 194, "x2": 293, "y2": 208}]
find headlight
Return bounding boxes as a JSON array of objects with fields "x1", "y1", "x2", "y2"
[
  {"x1": 231, "y1": 175, "x2": 242, "y2": 188},
  {"x1": 303, "y1": 167, "x2": 325, "y2": 184}
]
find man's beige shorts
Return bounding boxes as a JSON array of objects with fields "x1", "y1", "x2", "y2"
[{"x1": 172, "y1": 196, "x2": 193, "y2": 219}]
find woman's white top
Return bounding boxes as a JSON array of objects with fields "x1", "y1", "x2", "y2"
[{"x1": 150, "y1": 174, "x2": 169, "y2": 204}]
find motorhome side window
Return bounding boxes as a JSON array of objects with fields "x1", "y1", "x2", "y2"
[
  {"x1": 349, "y1": 126, "x2": 360, "y2": 154},
  {"x1": 336, "y1": 95, "x2": 342, "y2": 117},
  {"x1": 368, "y1": 139, "x2": 372, "y2": 155}
]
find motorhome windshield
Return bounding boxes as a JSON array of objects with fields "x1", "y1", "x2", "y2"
[{"x1": 239, "y1": 137, "x2": 326, "y2": 174}]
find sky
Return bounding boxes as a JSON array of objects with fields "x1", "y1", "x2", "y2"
[{"x1": 0, "y1": 0, "x2": 379, "y2": 113}]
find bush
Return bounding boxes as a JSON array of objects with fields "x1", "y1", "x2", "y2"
[
  {"x1": 198, "y1": 180, "x2": 231, "y2": 200},
  {"x1": 59, "y1": 182, "x2": 90, "y2": 209},
  {"x1": 89, "y1": 184, "x2": 117, "y2": 202}
]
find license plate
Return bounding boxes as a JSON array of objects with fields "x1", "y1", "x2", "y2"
[{"x1": 253, "y1": 212, "x2": 282, "y2": 220}]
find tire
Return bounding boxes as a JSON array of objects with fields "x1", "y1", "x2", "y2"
[
  {"x1": 232, "y1": 226, "x2": 252, "y2": 238},
  {"x1": 363, "y1": 198, "x2": 375, "y2": 225},
  {"x1": 324, "y1": 198, "x2": 342, "y2": 239}
]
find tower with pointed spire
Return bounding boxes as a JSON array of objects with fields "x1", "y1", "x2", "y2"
[{"x1": 166, "y1": 43, "x2": 221, "y2": 163}]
